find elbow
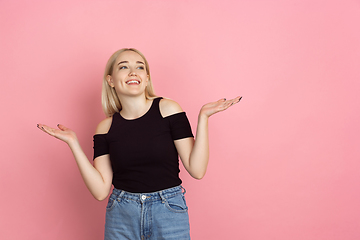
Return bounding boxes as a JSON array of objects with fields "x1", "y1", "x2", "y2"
[
  {"x1": 95, "y1": 196, "x2": 107, "y2": 201},
  {"x1": 93, "y1": 192, "x2": 109, "y2": 201},
  {"x1": 94, "y1": 195, "x2": 108, "y2": 201},
  {"x1": 192, "y1": 172, "x2": 206, "y2": 180}
]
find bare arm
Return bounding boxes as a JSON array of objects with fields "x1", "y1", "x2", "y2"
[
  {"x1": 162, "y1": 96, "x2": 242, "y2": 179},
  {"x1": 37, "y1": 120, "x2": 113, "y2": 201}
]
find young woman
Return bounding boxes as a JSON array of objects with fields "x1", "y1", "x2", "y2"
[{"x1": 37, "y1": 48, "x2": 241, "y2": 240}]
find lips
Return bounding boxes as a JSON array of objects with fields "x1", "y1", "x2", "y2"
[{"x1": 126, "y1": 79, "x2": 140, "y2": 85}]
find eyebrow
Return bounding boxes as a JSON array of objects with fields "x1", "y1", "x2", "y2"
[{"x1": 117, "y1": 61, "x2": 145, "y2": 65}]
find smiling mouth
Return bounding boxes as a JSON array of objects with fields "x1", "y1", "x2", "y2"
[{"x1": 126, "y1": 79, "x2": 140, "y2": 85}]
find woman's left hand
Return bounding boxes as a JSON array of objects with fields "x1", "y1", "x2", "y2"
[{"x1": 199, "y1": 96, "x2": 242, "y2": 118}]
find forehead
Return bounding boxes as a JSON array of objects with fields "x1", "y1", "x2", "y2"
[{"x1": 116, "y1": 50, "x2": 145, "y2": 63}]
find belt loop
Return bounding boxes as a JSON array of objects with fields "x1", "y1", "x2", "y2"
[
  {"x1": 159, "y1": 190, "x2": 166, "y2": 203},
  {"x1": 115, "y1": 189, "x2": 125, "y2": 200},
  {"x1": 119, "y1": 190, "x2": 125, "y2": 198},
  {"x1": 180, "y1": 185, "x2": 186, "y2": 194}
]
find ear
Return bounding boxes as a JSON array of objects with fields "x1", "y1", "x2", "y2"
[
  {"x1": 106, "y1": 75, "x2": 115, "y2": 88},
  {"x1": 145, "y1": 75, "x2": 149, "y2": 86}
]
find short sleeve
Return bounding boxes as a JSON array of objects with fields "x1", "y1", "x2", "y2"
[
  {"x1": 93, "y1": 134, "x2": 109, "y2": 159},
  {"x1": 166, "y1": 112, "x2": 194, "y2": 140}
]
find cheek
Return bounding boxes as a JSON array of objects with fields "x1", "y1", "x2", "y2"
[
  {"x1": 114, "y1": 73, "x2": 127, "y2": 82},
  {"x1": 140, "y1": 72, "x2": 149, "y2": 82}
]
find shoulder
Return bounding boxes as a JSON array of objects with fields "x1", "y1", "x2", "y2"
[
  {"x1": 95, "y1": 116, "x2": 113, "y2": 134},
  {"x1": 159, "y1": 97, "x2": 184, "y2": 118}
]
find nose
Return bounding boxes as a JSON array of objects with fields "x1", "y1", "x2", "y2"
[{"x1": 129, "y1": 70, "x2": 137, "y2": 76}]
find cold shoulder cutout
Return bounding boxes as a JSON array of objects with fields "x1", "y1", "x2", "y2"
[
  {"x1": 159, "y1": 98, "x2": 184, "y2": 118},
  {"x1": 95, "y1": 116, "x2": 113, "y2": 135}
]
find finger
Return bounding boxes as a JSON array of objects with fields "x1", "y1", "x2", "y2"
[
  {"x1": 218, "y1": 100, "x2": 233, "y2": 111},
  {"x1": 225, "y1": 101, "x2": 234, "y2": 109},
  {"x1": 229, "y1": 96, "x2": 242, "y2": 106},
  {"x1": 216, "y1": 98, "x2": 226, "y2": 104},
  {"x1": 57, "y1": 124, "x2": 68, "y2": 131},
  {"x1": 40, "y1": 125, "x2": 57, "y2": 136},
  {"x1": 231, "y1": 99, "x2": 239, "y2": 105},
  {"x1": 37, "y1": 124, "x2": 48, "y2": 133},
  {"x1": 41, "y1": 125, "x2": 53, "y2": 134},
  {"x1": 221, "y1": 97, "x2": 240, "y2": 110},
  {"x1": 235, "y1": 96, "x2": 242, "y2": 103}
]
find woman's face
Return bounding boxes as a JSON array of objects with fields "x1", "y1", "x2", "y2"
[{"x1": 108, "y1": 50, "x2": 149, "y2": 98}]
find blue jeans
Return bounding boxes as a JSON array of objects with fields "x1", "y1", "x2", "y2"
[{"x1": 104, "y1": 185, "x2": 191, "y2": 240}]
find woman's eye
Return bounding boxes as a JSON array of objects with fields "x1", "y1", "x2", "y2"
[
  {"x1": 119, "y1": 66, "x2": 127, "y2": 69},
  {"x1": 137, "y1": 66, "x2": 144, "y2": 70}
]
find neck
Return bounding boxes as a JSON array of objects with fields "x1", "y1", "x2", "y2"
[{"x1": 118, "y1": 95, "x2": 152, "y2": 119}]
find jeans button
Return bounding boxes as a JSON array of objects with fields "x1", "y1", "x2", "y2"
[{"x1": 141, "y1": 195, "x2": 146, "y2": 200}]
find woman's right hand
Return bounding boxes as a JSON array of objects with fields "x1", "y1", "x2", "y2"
[{"x1": 37, "y1": 124, "x2": 78, "y2": 145}]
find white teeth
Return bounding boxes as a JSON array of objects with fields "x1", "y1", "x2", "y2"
[{"x1": 127, "y1": 80, "x2": 140, "y2": 84}]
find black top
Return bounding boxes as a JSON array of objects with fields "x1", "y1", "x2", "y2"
[{"x1": 93, "y1": 97, "x2": 194, "y2": 193}]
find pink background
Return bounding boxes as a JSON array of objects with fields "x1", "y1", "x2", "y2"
[{"x1": 1, "y1": 0, "x2": 360, "y2": 239}]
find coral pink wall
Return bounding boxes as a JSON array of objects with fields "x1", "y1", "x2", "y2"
[{"x1": 1, "y1": 0, "x2": 360, "y2": 239}]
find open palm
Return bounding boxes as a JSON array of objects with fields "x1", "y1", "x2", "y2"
[
  {"x1": 200, "y1": 96, "x2": 242, "y2": 118},
  {"x1": 37, "y1": 124, "x2": 77, "y2": 144}
]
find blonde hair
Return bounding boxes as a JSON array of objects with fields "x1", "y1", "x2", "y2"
[{"x1": 102, "y1": 48, "x2": 157, "y2": 117}]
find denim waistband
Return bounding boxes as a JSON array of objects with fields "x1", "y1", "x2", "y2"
[{"x1": 111, "y1": 185, "x2": 186, "y2": 203}]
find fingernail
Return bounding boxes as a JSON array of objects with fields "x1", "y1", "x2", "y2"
[{"x1": 239, "y1": 96, "x2": 243, "y2": 101}]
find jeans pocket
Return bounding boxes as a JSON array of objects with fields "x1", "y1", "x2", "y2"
[
  {"x1": 164, "y1": 193, "x2": 188, "y2": 213},
  {"x1": 106, "y1": 195, "x2": 119, "y2": 211}
]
